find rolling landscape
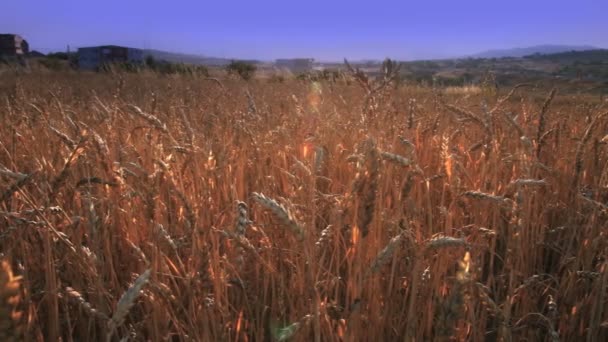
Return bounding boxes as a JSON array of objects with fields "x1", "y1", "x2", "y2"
[{"x1": 11, "y1": 45, "x2": 608, "y2": 95}]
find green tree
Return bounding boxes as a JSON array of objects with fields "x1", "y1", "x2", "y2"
[{"x1": 226, "y1": 60, "x2": 256, "y2": 80}]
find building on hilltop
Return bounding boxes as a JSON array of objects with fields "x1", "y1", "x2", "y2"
[
  {"x1": 0, "y1": 34, "x2": 29, "y2": 57},
  {"x1": 275, "y1": 58, "x2": 315, "y2": 73},
  {"x1": 77, "y1": 45, "x2": 144, "y2": 70}
]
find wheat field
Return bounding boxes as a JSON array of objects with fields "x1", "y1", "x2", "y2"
[{"x1": 0, "y1": 69, "x2": 607, "y2": 341}]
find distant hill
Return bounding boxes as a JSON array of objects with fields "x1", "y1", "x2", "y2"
[
  {"x1": 471, "y1": 45, "x2": 600, "y2": 58},
  {"x1": 392, "y1": 47, "x2": 608, "y2": 88},
  {"x1": 28, "y1": 50, "x2": 46, "y2": 57},
  {"x1": 522, "y1": 48, "x2": 608, "y2": 62},
  {"x1": 143, "y1": 49, "x2": 234, "y2": 66}
]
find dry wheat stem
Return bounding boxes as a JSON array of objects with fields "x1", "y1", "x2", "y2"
[
  {"x1": 252, "y1": 192, "x2": 305, "y2": 240},
  {"x1": 107, "y1": 269, "x2": 151, "y2": 341},
  {"x1": 0, "y1": 260, "x2": 23, "y2": 342},
  {"x1": 380, "y1": 151, "x2": 412, "y2": 167},
  {"x1": 235, "y1": 201, "x2": 252, "y2": 236},
  {"x1": 490, "y1": 83, "x2": 533, "y2": 114},
  {"x1": 426, "y1": 236, "x2": 469, "y2": 251},
  {"x1": 368, "y1": 233, "x2": 405, "y2": 275},
  {"x1": 65, "y1": 287, "x2": 109, "y2": 320},
  {"x1": 462, "y1": 190, "x2": 509, "y2": 204}
]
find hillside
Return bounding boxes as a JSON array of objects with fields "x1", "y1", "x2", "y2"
[
  {"x1": 471, "y1": 44, "x2": 599, "y2": 58},
  {"x1": 383, "y1": 49, "x2": 608, "y2": 90},
  {"x1": 143, "y1": 49, "x2": 233, "y2": 66}
]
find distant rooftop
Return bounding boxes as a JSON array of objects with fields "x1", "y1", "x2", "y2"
[
  {"x1": 0, "y1": 33, "x2": 29, "y2": 56},
  {"x1": 78, "y1": 45, "x2": 143, "y2": 50}
]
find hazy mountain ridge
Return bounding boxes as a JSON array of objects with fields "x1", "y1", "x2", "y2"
[
  {"x1": 65, "y1": 45, "x2": 605, "y2": 67},
  {"x1": 142, "y1": 49, "x2": 234, "y2": 66},
  {"x1": 392, "y1": 48, "x2": 608, "y2": 89},
  {"x1": 471, "y1": 44, "x2": 600, "y2": 58}
]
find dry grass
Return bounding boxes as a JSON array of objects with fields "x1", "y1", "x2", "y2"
[
  {"x1": 0, "y1": 70, "x2": 607, "y2": 341},
  {"x1": 444, "y1": 85, "x2": 483, "y2": 96}
]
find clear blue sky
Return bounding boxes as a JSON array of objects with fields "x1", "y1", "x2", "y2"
[{"x1": 2, "y1": 0, "x2": 607, "y2": 61}]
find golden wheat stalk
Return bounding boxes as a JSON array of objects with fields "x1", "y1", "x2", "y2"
[
  {"x1": 355, "y1": 138, "x2": 379, "y2": 238},
  {"x1": 89, "y1": 127, "x2": 110, "y2": 157},
  {"x1": 509, "y1": 179, "x2": 547, "y2": 188},
  {"x1": 0, "y1": 261, "x2": 23, "y2": 342},
  {"x1": 49, "y1": 135, "x2": 88, "y2": 199},
  {"x1": 107, "y1": 269, "x2": 151, "y2": 340},
  {"x1": 314, "y1": 146, "x2": 327, "y2": 175},
  {"x1": 172, "y1": 188, "x2": 196, "y2": 231},
  {"x1": 398, "y1": 135, "x2": 416, "y2": 148},
  {"x1": 573, "y1": 111, "x2": 608, "y2": 188},
  {"x1": 48, "y1": 125, "x2": 77, "y2": 149},
  {"x1": 126, "y1": 239, "x2": 149, "y2": 265},
  {"x1": 128, "y1": 105, "x2": 169, "y2": 133},
  {"x1": 475, "y1": 282, "x2": 503, "y2": 319},
  {"x1": 489, "y1": 83, "x2": 533, "y2": 114},
  {"x1": 368, "y1": 233, "x2": 405, "y2": 275},
  {"x1": 315, "y1": 225, "x2": 334, "y2": 249},
  {"x1": 218, "y1": 229, "x2": 276, "y2": 273},
  {"x1": 252, "y1": 192, "x2": 305, "y2": 240},
  {"x1": 436, "y1": 252, "x2": 471, "y2": 339},
  {"x1": 235, "y1": 201, "x2": 252, "y2": 236},
  {"x1": 462, "y1": 190, "x2": 509, "y2": 204},
  {"x1": 380, "y1": 151, "x2": 412, "y2": 166},
  {"x1": 536, "y1": 88, "x2": 557, "y2": 157},
  {"x1": 443, "y1": 103, "x2": 491, "y2": 135},
  {"x1": 425, "y1": 236, "x2": 468, "y2": 251},
  {"x1": 502, "y1": 111, "x2": 527, "y2": 138},
  {"x1": 155, "y1": 223, "x2": 177, "y2": 250},
  {"x1": 65, "y1": 287, "x2": 109, "y2": 321},
  {"x1": 0, "y1": 171, "x2": 36, "y2": 203},
  {"x1": 0, "y1": 166, "x2": 27, "y2": 180}
]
